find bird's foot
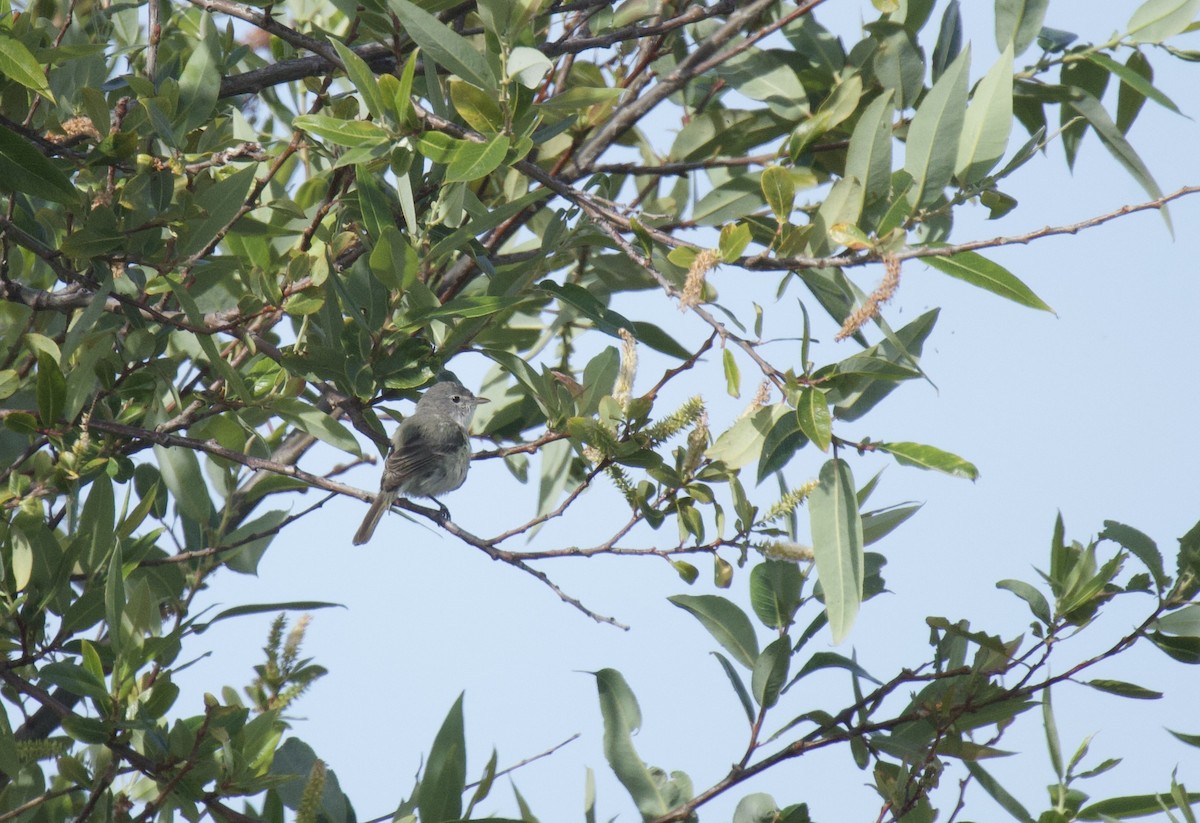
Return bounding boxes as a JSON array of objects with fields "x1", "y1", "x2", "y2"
[{"x1": 433, "y1": 500, "x2": 452, "y2": 522}]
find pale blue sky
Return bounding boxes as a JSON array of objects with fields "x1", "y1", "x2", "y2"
[{"x1": 177, "y1": 3, "x2": 1200, "y2": 820}]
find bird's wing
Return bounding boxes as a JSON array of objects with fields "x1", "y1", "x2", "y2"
[{"x1": 380, "y1": 418, "x2": 469, "y2": 491}]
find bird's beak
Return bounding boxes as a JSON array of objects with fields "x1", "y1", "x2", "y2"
[{"x1": 475, "y1": 397, "x2": 491, "y2": 405}]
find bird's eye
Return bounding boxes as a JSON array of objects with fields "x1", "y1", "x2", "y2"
[{"x1": 451, "y1": 395, "x2": 461, "y2": 403}]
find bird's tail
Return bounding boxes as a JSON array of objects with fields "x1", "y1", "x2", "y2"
[{"x1": 352, "y1": 490, "x2": 397, "y2": 545}]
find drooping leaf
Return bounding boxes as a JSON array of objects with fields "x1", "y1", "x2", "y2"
[
  {"x1": 923, "y1": 250, "x2": 1053, "y2": 312},
  {"x1": 668, "y1": 595, "x2": 760, "y2": 669},
  {"x1": 957, "y1": 45, "x2": 1013, "y2": 185}
]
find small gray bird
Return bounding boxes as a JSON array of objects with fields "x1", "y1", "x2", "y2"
[{"x1": 352, "y1": 381, "x2": 489, "y2": 545}]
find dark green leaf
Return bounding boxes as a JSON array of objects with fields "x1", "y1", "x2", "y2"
[
  {"x1": 419, "y1": 694, "x2": 467, "y2": 823},
  {"x1": 924, "y1": 250, "x2": 1053, "y2": 311},
  {"x1": 593, "y1": 668, "x2": 670, "y2": 819},
  {"x1": 0, "y1": 123, "x2": 78, "y2": 205},
  {"x1": 1084, "y1": 679, "x2": 1162, "y2": 699},
  {"x1": 711, "y1": 652, "x2": 755, "y2": 724},
  {"x1": 1099, "y1": 520, "x2": 1167, "y2": 591},
  {"x1": 36, "y1": 351, "x2": 66, "y2": 425},
  {"x1": 749, "y1": 560, "x2": 804, "y2": 630},
  {"x1": 795, "y1": 388, "x2": 832, "y2": 452},
  {"x1": 757, "y1": 413, "x2": 809, "y2": 484}
]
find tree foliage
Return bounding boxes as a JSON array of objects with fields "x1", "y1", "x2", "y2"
[{"x1": 0, "y1": 0, "x2": 1199, "y2": 820}]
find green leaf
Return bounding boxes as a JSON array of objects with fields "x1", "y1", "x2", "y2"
[
  {"x1": 0, "y1": 123, "x2": 79, "y2": 205},
  {"x1": 718, "y1": 223, "x2": 753, "y2": 262},
  {"x1": 809, "y1": 459, "x2": 864, "y2": 644},
  {"x1": 331, "y1": 39, "x2": 387, "y2": 120},
  {"x1": 154, "y1": 444, "x2": 215, "y2": 524},
  {"x1": 875, "y1": 441, "x2": 978, "y2": 479},
  {"x1": 924, "y1": 250, "x2": 1053, "y2": 311},
  {"x1": 904, "y1": 45, "x2": 970, "y2": 209},
  {"x1": 722, "y1": 348, "x2": 741, "y2": 398},
  {"x1": 1087, "y1": 51, "x2": 1180, "y2": 119},
  {"x1": 1155, "y1": 604, "x2": 1200, "y2": 637},
  {"x1": 861, "y1": 502, "x2": 922, "y2": 546},
  {"x1": 1115, "y1": 51, "x2": 1153, "y2": 134},
  {"x1": 193, "y1": 601, "x2": 344, "y2": 633},
  {"x1": 445, "y1": 134, "x2": 511, "y2": 182},
  {"x1": 733, "y1": 794, "x2": 779, "y2": 823},
  {"x1": 789, "y1": 651, "x2": 882, "y2": 687},
  {"x1": 176, "y1": 22, "x2": 220, "y2": 134},
  {"x1": 965, "y1": 762, "x2": 1035, "y2": 823},
  {"x1": 539, "y1": 280, "x2": 633, "y2": 339},
  {"x1": 1125, "y1": 0, "x2": 1200, "y2": 42},
  {"x1": 997, "y1": 579, "x2": 1052, "y2": 624},
  {"x1": 388, "y1": 0, "x2": 497, "y2": 90},
  {"x1": 795, "y1": 388, "x2": 832, "y2": 452},
  {"x1": 0, "y1": 35, "x2": 56, "y2": 102},
  {"x1": 1084, "y1": 679, "x2": 1163, "y2": 699},
  {"x1": 844, "y1": 89, "x2": 895, "y2": 205},
  {"x1": 36, "y1": 351, "x2": 66, "y2": 425},
  {"x1": 79, "y1": 474, "x2": 116, "y2": 571},
  {"x1": 668, "y1": 594, "x2": 759, "y2": 669},
  {"x1": 749, "y1": 560, "x2": 804, "y2": 630},
  {"x1": 1066, "y1": 91, "x2": 1169, "y2": 231},
  {"x1": 711, "y1": 652, "x2": 755, "y2": 724},
  {"x1": 1099, "y1": 520, "x2": 1167, "y2": 591},
  {"x1": 706, "y1": 404, "x2": 788, "y2": 471},
  {"x1": 956, "y1": 45, "x2": 1013, "y2": 186},
  {"x1": 450, "y1": 79, "x2": 505, "y2": 132},
  {"x1": 994, "y1": 0, "x2": 1049, "y2": 55},
  {"x1": 1079, "y1": 791, "x2": 1200, "y2": 819},
  {"x1": 630, "y1": 321, "x2": 692, "y2": 360},
  {"x1": 273, "y1": 398, "x2": 362, "y2": 455},
  {"x1": 756, "y1": 413, "x2": 809, "y2": 484},
  {"x1": 593, "y1": 668, "x2": 669, "y2": 819},
  {"x1": 293, "y1": 115, "x2": 391, "y2": 148},
  {"x1": 419, "y1": 694, "x2": 467, "y2": 823},
  {"x1": 105, "y1": 542, "x2": 126, "y2": 658},
  {"x1": 761, "y1": 165, "x2": 795, "y2": 222},
  {"x1": 751, "y1": 637, "x2": 790, "y2": 709},
  {"x1": 177, "y1": 165, "x2": 257, "y2": 259}
]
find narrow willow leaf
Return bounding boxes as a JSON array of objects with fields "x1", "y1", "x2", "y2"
[
  {"x1": 844, "y1": 90, "x2": 894, "y2": 205},
  {"x1": 723, "y1": 348, "x2": 741, "y2": 398},
  {"x1": 809, "y1": 459, "x2": 864, "y2": 644},
  {"x1": 1125, "y1": 0, "x2": 1200, "y2": 42},
  {"x1": 965, "y1": 762, "x2": 1036, "y2": 823},
  {"x1": 1087, "y1": 51, "x2": 1180, "y2": 117},
  {"x1": 0, "y1": 124, "x2": 79, "y2": 205},
  {"x1": 876, "y1": 441, "x2": 978, "y2": 479},
  {"x1": 1099, "y1": 520, "x2": 1167, "y2": 591},
  {"x1": 668, "y1": 594, "x2": 760, "y2": 669},
  {"x1": 418, "y1": 694, "x2": 467, "y2": 823},
  {"x1": 445, "y1": 134, "x2": 510, "y2": 182},
  {"x1": 1085, "y1": 679, "x2": 1163, "y2": 699},
  {"x1": 997, "y1": 579, "x2": 1052, "y2": 624},
  {"x1": 924, "y1": 250, "x2": 1053, "y2": 312},
  {"x1": 330, "y1": 39, "x2": 386, "y2": 120},
  {"x1": 593, "y1": 669, "x2": 669, "y2": 819},
  {"x1": 388, "y1": 0, "x2": 497, "y2": 90},
  {"x1": 1079, "y1": 791, "x2": 1200, "y2": 819},
  {"x1": 904, "y1": 46, "x2": 970, "y2": 209},
  {"x1": 0, "y1": 35, "x2": 56, "y2": 102},
  {"x1": 957, "y1": 45, "x2": 1013, "y2": 185},
  {"x1": 994, "y1": 0, "x2": 1049, "y2": 55},
  {"x1": 1155, "y1": 604, "x2": 1200, "y2": 637},
  {"x1": 713, "y1": 653, "x2": 755, "y2": 720},
  {"x1": 1066, "y1": 91, "x2": 1169, "y2": 231},
  {"x1": 292, "y1": 115, "x2": 390, "y2": 148}
]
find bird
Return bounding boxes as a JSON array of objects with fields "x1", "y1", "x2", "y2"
[{"x1": 351, "y1": 381, "x2": 489, "y2": 545}]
